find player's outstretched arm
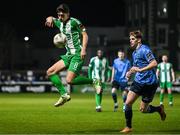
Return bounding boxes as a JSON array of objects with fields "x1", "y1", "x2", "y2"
[{"x1": 45, "y1": 16, "x2": 54, "y2": 27}]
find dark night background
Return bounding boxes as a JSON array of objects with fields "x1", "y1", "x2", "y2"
[
  {"x1": 0, "y1": 0, "x2": 127, "y2": 71},
  {"x1": 0, "y1": 0, "x2": 180, "y2": 71},
  {"x1": 0, "y1": 0, "x2": 125, "y2": 39},
  {"x1": 0, "y1": 0, "x2": 180, "y2": 108}
]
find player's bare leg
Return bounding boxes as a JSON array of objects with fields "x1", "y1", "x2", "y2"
[{"x1": 140, "y1": 101, "x2": 166, "y2": 121}]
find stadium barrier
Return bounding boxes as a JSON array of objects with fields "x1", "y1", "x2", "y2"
[
  {"x1": 0, "y1": 82, "x2": 57, "y2": 93},
  {"x1": 0, "y1": 69, "x2": 180, "y2": 93}
]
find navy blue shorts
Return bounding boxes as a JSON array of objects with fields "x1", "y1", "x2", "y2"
[
  {"x1": 112, "y1": 80, "x2": 128, "y2": 91},
  {"x1": 130, "y1": 81, "x2": 158, "y2": 103}
]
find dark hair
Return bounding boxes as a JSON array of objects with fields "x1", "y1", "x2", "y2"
[
  {"x1": 129, "y1": 30, "x2": 142, "y2": 39},
  {"x1": 118, "y1": 49, "x2": 124, "y2": 53},
  {"x1": 56, "y1": 3, "x2": 70, "y2": 13}
]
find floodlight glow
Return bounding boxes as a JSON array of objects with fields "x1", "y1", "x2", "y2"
[
  {"x1": 163, "y1": 8, "x2": 167, "y2": 13},
  {"x1": 24, "y1": 36, "x2": 29, "y2": 41}
]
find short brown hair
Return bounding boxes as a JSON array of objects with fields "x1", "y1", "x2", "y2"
[
  {"x1": 56, "y1": 3, "x2": 70, "y2": 13},
  {"x1": 129, "y1": 30, "x2": 142, "y2": 39}
]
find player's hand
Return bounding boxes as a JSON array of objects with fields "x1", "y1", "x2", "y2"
[
  {"x1": 130, "y1": 66, "x2": 142, "y2": 72},
  {"x1": 126, "y1": 71, "x2": 131, "y2": 80},
  {"x1": 172, "y1": 79, "x2": 176, "y2": 83},
  {"x1": 106, "y1": 78, "x2": 111, "y2": 82},
  {"x1": 45, "y1": 16, "x2": 54, "y2": 27},
  {"x1": 81, "y1": 49, "x2": 86, "y2": 59}
]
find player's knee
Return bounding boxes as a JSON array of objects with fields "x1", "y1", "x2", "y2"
[
  {"x1": 66, "y1": 78, "x2": 73, "y2": 84},
  {"x1": 111, "y1": 91, "x2": 115, "y2": 94},
  {"x1": 123, "y1": 90, "x2": 128, "y2": 95},
  {"x1": 124, "y1": 104, "x2": 132, "y2": 111},
  {"x1": 46, "y1": 69, "x2": 51, "y2": 77},
  {"x1": 140, "y1": 106, "x2": 147, "y2": 113},
  {"x1": 96, "y1": 89, "x2": 102, "y2": 94},
  {"x1": 111, "y1": 88, "x2": 116, "y2": 93},
  {"x1": 46, "y1": 68, "x2": 57, "y2": 77}
]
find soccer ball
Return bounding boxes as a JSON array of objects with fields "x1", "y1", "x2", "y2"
[{"x1": 53, "y1": 33, "x2": 67, "y2": 48}]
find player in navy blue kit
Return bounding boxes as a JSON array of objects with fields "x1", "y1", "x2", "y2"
[
  {"x1": 120, "y1": 30, "x2": 166, "y2": 133},
  {"x1": 111, "y1": 50, "x2": 131, "y2": 112}
]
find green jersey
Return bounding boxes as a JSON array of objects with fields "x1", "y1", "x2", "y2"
[
  {"x1": 53, "y1": 17, "x2": 86, "y2": 55},
  {"x1": 88, "y1": 56, "x2": 110, "y2": 82},
  {"x1": 157, "y1": 62, "x2": 173, "y2": 83}
]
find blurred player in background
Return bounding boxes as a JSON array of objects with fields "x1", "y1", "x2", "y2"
[
  {"x1": 120, "y1": 30, "x2": 166, "y2": 133},
  {"x1": 88, "y1": 49, "x2": 111, "y2": 112},
  {"x1": 45, "y1": 3, "x2": 99, "y2": 107},
  {"x1": 111, "y1": 50, "x2": 131, "y2": 112},
  {"x1": 156, "y1": 55, "x2": 175, "y2": 106}
]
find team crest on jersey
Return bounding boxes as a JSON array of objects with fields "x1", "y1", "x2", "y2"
[{"x1": 135, "y1": 53, "x2": 140, "y2": 59}]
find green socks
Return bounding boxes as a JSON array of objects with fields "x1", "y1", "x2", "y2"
[
  {"x1": 168, "y1": 93, "x2": 173, "y2": 103},
  {"x1": 49, "y1": 74, "x2": 93, "y2": 95},
  {"x1": 95, "y1": 93, "x2": 102, "y2": 107},
  {"x1": 160, "y1": 93, "x2": 173, "y2": 104},
  {"x1": 49, "y1": 74, "x2": 67, "y2": 95},
  {"x1": 71, "y1": 76, "x2": 93, "y2": 85},
  {"x1": 160, "y1": 93, "x2": 164, "y2": 103}
]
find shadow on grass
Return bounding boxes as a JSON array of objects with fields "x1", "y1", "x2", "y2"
[
  {"x1": 75, "y1": 129, "x2": 120, "y2": 134},
  {"x1": 75, "y1": 128, "x2": 180, "y2": 134}
]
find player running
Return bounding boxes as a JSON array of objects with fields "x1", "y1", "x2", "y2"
[{"x1": 120, "y1": 30, "x2": 166, "y2": 133}]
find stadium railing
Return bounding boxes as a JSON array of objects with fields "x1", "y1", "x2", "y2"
[{"x1": 0, "y1": 68, "x2": 180, "y2": 93}]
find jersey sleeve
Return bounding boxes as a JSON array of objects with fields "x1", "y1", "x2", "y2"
[
  {"x1": 132, "y1": 53, "x2": 136, "y2": 66},
  {"x1": 112, "y1": 60, "x2": 116, "y2": 68},
  {"x1": 73, "y1": 18, "x2": 86, "y2": 33},
  {"x1": 53, "y1": 18, "x2": 61, "y2": 28},
  {"x1": 157, "y1": 63, "x2": 160, "y2": 70},
  {"x1": 127, "y1": 60, "x2": 131, "y2": 70},
  {"x1": 170, "y1": 63, "x2": 173, "y2": 68},
  {"x1": 88, "y1": 58, "x2": 94, "y2": 68},
  {"x1": 144, "y1": 48, "x2": 155, "y2": 63},
  {"x1": 88, "y1": 58, "x2": 94, "y2": 79}
]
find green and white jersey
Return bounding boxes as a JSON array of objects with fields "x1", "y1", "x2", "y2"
[
  {"x1": 53, "y1": 17, "x2": 86, "y2": 55},
  {"x1": 157, "y1": 62, "x2": 173, "y2": 83},
  {"x1": 88, "y1": 56, "x2": 110, "y2": 82}
]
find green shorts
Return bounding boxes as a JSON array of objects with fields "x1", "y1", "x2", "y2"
[
  {"x1": 101, "y1": 82, "x2": 106, "y2": 90},
  {"x1": 160, "y1": 82, "x2": 172, "y2": 89},
  {"x1": 60, "y1": 54, "x2": 84, "y2": 75}
]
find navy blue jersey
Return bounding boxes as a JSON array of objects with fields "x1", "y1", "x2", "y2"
[
  {"x1": 113, "y1": 58, "x2": 131, "y2": 83},
  {"x1": 132, "y1": 44, "x2": 157, "y2": 84}
]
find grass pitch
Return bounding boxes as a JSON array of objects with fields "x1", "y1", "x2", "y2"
[{"x1": 0, "y1": 92, "x2": 180, "y2": 134}]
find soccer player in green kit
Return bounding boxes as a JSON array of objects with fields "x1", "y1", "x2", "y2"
[
  {"x1": 156, "y1": 55, "x2": 175, "y2": 106},
  {"x1": 45, "y1": 3, "x2": 98, "y2": 107},
  {"x1": 88, "y1": 49, "x2": 111, "y2": 112}
]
